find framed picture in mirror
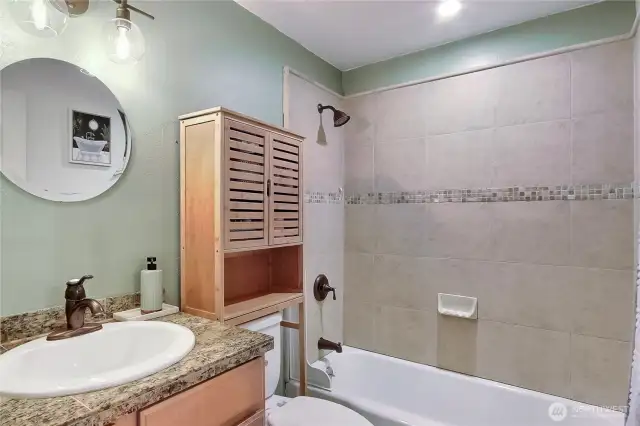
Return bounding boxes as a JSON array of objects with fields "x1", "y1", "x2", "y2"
[{"x1": 70, "y1": 110, "x2": 112, "y2": 166}]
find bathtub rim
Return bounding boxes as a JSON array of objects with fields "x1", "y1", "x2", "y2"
[{"x1": 297, "y1": 345, "x2": 624, "y2": 424}]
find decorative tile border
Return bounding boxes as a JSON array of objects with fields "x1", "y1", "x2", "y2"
[
  {"x1": 304, "y1": 191, "x2": 344, "y2": 204},
  {"x1": 0, "y1": 293, "x2": 140, "y2": 344},
  {"x1": 346, "y1": 183, "x2": 634, "y2": 205}
]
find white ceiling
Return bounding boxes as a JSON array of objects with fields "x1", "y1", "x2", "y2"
[{"x1": 237, "y1": 0, "x2": 596, "y2": 70}]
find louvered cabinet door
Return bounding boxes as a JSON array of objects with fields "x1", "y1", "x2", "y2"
[
  {"x1": 224, "y1": 119, "x2": 269, "y2": 250},
  {"x1": 268, "y1": 133, "x2": 303, "y2": 245}
]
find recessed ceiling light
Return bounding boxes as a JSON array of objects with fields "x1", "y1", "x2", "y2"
[{"x1": 438, "y1": 0, "x2": 462, "y2": 18}]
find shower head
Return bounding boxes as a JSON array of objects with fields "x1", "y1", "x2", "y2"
[{"x1": 318, "y1": 104, "x2": 351, "y2": 128}]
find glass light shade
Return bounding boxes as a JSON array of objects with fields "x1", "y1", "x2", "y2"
[
  {"x1": 8, "y1": 0, "x2": 69, "y2": 38},
  {"x1": 102, "y1": 18, "x2": 145, "y2": 65}
]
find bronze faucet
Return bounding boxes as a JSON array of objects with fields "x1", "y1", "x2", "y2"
[
  {"x1": 47, "y1": 275, "x2": 106, "y2": 341},
  {"x1": 318, "y1": 337, "x2": 343, "y2": 353}
]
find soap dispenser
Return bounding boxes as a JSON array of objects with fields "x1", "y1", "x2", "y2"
[{"x1": 141, "y1": 257, "x2": 163, "y2": 314}]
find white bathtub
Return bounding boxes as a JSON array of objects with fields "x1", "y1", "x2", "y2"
[{"x1": 287, "y1": 346, "x2": 624, "y2": 426}]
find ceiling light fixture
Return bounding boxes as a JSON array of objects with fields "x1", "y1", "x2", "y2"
[
  {"x1": 102, "y1": 0, "x2": 154, "y2": 65},
  {"x1": 8, "y1": 0, "x2": 70, "y2": 38},
  {"x1": 438, "y1": 0, "x2": 462, "y2": 18}
]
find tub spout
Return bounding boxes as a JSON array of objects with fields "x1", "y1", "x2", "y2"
[{"x1": 318, "y1": 337, "x2": 343, "y2": 353}]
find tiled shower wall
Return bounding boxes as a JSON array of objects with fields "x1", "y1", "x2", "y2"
[
  {"x1": 343, "y1": 40, "x2": 635, "y2": 407},
  {"x1": 288, "y1": 74, "x2": 345, "y2": 365}
]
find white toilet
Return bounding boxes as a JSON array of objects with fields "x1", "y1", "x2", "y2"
[{"x1": 240, "y1": 313, "x2": 373, "y2": 426}]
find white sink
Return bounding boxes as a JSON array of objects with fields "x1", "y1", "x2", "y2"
[{"x1": 0, "y1": 321, "x2": 195, "y2": 398}]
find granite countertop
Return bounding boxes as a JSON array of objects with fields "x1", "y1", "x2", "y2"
[{"x1": 0, "y1": 313, "x2": 274, "y2": 426}]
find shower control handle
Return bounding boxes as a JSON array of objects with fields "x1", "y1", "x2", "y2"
[{"x1": 314, "y1": 274, "x2": 336, "y2": 301}]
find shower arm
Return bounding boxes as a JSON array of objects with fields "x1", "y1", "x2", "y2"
[{"x1": 317, "y1": 104, "x2": 337, "y2": 114}]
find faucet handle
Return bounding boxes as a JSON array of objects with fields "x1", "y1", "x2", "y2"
[
  {"x1": 65, "y1": 275, "x2": 93, "y2": 301},
  {"x1": 66, "y1": 275, "x2": 94, "y2": 286},
  {"x1": 328, "y1": 286, "x2": 336, "y2": 301},
  {"x1": 314, "y1": 274, "x2": 338, "y2": 302}
]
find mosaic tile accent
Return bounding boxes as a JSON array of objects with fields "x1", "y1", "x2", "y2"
[
  {"x1": 304, "y1": 191, "x2": 344, "y2": 204},
  {"x1": 346, "y1": 183, "x2": 634, "y2": 205},
  {"x1": 0, "y1": 292, "x2": 140, "y2": 343}
]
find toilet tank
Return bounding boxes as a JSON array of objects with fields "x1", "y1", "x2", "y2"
[{"x1": 239, "y1": 313, "x2": 282, "y2": 398}]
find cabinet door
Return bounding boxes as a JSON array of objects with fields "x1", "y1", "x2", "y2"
[
  {"x1": 224, "y1": 119, "x2": 269, "y2": 250},
  {"x1": 268, "y1": 133, "x2": 303, "y2": 245},
  {"x1": 139, "y1": 358, "x2": 264, "y2": 426}
]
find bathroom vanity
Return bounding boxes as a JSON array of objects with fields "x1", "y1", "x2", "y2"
[
  {"x1": 116, "y1": 356, "x2": 265, "y2": 426},
  {"x1": 0, "y1": 314, "x2": 273, "y2": 426}
]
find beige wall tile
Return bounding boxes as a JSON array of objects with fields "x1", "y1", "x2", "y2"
[
  {"x1": 570, "y1": 334, "x2": 631, "y2": 406},
  {"x1": 480, "y1": 263, "x2": 573, "y2": 332},
  {"x1": 426, "y1": 69, "x2": 498, "y2": 135},
  {"x1": 436, "y1": 315, "x2": 478, "y2": 375},
  {"x1": 426, "y1": 203, "x2": 494, "y2": 260},
  {"x1": 292, "y1": 77, "x2": 345, "y2": 193},
  {"x1": 490, "y1": 201, "x2": 570, "y2": 265},
  {"x1": 304, "y1": 203, "x2": 344, "y2": 256},
  {"x1": 344, "y1": 94, "x2": 376, "y2": 194},
  {"x1": 319, "y1": 254, "x2": 344, "y2": 349},
  {"x1": 571, "y1": 109, "x2": 634, "y2": 185},
  {"x1": 374, "y1": 305, "x2": 437, "y2": 365},
  {"x1": 304, "y1": 253, "x2": 344, "y2": 362},
  {"x1": 496, "y1": 54, "x2": 571, "y2": 126},
  {"x1": 305, "y1": 293, "x2": 323, "y2": 363},
  {"x1": 374, "y1": 138, "x2": 427, "y2": 191},
  {"x1": 373, "y1": 254, "x2": 436, "y2": 311},
  {"x1": 570, "y1": 200, "x2": 633, "y2": 270},
  {"x1": 345, "y1": 137, "x2": 374, "y2": 193},
  {"x1": 425, "y1": 258, "x2": 487, "y2": 299},
  {"x1": 376, "y1": 85, "x2": 427, "y2": 141},
  {"x1": 477, "y1": 321, "x2": 571, "y2": 396},
  {"x1": 376, "y1": 204, "x2": 429, "y2": 256},
  {"x1": 492, "y1": 121, "x2": 571, "y2": 187},
  {"x1": 343, "y1": 298, "x2": 376, "y2": 351},
  {"x1": 345, "y1": 205, "x2": 376, "y2": 254},
  {"x1": 569, "y1": 267, "x2": 634, "y2": 341},
  {"x1": 426, "y1": 129, "x2": 494, "y2": 190},
  {"x1": 344, "y1": 94, "x2": 377, "y2": 145},
  {"x1": 571, "y1": 40, "x2": 633, "y2": 117},
  {"x1": 344, "y1": 252, "x2": 375, "y2": 304}
]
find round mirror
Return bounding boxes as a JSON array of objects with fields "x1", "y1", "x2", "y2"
[{"x1": 0, "y1": 58, "x2": 131, "y2": 202}]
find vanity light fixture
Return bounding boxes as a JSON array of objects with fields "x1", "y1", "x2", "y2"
[
  {"x1": 438, "y1": 0, "x2": 462, "y2": 18},
  {"x1": 102, "y1": 0, "x2": 154, "y2": 65},
  {"x1": 8, "y1": 0, "x2": 70, "y2": 38}
]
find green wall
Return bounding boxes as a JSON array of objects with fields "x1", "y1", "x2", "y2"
[
  {"x1": 0, "y1": 0, "x2": 340, "y2": 316},
  {"x1": 343, "y1": 1, "x2": 636, "y2": 95}
]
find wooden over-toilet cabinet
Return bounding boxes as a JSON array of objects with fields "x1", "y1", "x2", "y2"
[
  {"x1": 179, "y1": 107, "x2": 307, "y2": 398},
  {"x1": 179, "y1": 107, "x2": 305, "y2": 323}
]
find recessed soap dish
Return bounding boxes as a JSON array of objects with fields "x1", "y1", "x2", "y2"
[{"x1": 437, "y1": 293, "x2": 478, "y2": 319}]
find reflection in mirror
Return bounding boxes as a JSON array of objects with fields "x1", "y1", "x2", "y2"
[{"x1": 0, "y1": 58, "x2": 132, "y2": 202}]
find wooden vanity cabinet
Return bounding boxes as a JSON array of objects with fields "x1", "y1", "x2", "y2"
[{"x1": 113, "y1": 357, "x2": 264, "y2": 426}]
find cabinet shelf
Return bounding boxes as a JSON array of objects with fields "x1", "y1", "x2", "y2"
[
  {"x1": 224, "y1": 241, "x2": 302, "y2": 255},
  {"x1": 224, "y1": 292, "x2": 303, "y2": 326}
]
